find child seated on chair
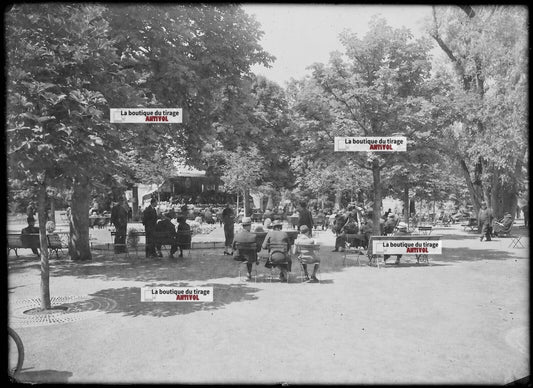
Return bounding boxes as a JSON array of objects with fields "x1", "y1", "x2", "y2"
[{"x1": 294, "y1": 225, "x2": 320, "y2": 282}]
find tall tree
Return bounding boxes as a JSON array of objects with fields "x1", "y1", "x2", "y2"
[
  {"x1": 307, "y1": 18, "x2": 436, "y2": 233},
  {"x1": 6, "y1": 4, "x2": 273, "y2": 307},
  {"x1": 428, "y1": 5, "x2": 528, "y2": 218}
]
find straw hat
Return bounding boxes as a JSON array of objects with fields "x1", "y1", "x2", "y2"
[{"x1": 241, "y1": 217, "x2": 252, "y2": 225}]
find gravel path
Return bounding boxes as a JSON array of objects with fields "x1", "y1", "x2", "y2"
[{"x1": 8, "y1": 223, "x2": 529, "y2": 384}]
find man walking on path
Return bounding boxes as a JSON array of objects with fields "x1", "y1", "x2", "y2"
[
  {"x1": 478, "y1": 202, "x2": 493, "y2": 242},
  {"x1": 297, "y1": 202, "x2": 314, "y2": 232}
]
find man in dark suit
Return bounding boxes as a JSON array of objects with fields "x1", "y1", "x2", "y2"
[
  {"x1": 21, "y1": 216, "x2": 40, "y2": 256},
  {"x1": 111, "y1": 198, "x2": 128, "y2": 254},
  {"x1": 142, "y1": 198, "x2": 158, "y2": 258}
]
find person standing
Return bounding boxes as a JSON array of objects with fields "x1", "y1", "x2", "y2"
[
  {"x1": 478, "y1": 202, "x2": 493, "y2": 242},
  {"x1": 222, "y1": 203, "x2": 235, "y2": 255},
  {"x1": 522, "y1": 202, "x2": 529, "y2": 227},
  {"x1": 142, "y1": 198, "x2": 158, "y2": 258},
  {"x1": 297, "y1": 202, "x2": 314, "y2": 232},
  {"x1": 111, "y1": 198, "x2": 129, "y2": 254}
]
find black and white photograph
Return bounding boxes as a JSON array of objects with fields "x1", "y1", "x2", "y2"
[{"x1": 5, "y1": 3, "x2": 529, "y2": 385}]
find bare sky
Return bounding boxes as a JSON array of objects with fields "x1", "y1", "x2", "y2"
[{"x1": 242, "y1": 4, "x2": 435, "y2": 86}]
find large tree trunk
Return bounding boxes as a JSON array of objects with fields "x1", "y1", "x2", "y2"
[
  {"x1": 69, "y1": 177, "x2": 92, "y2": 261},
  {"x1": 38, "y1": 183, "x2": 51, "y2": 310},
  {"x1": 243, "y1": 187, "x2": 251, "y2": 217},
  {"x1": 490, "y1": 170, "x2": 519, "y2": 221},
  {"x1": 372, "y1": 160, "x2": 382, "y2": 236},
  {"x1": 403, "y1": 185, "x2": 409, "y2": 223},
  {"x1": 459, "y1": 159, "x2": 483, "y2": 214}
]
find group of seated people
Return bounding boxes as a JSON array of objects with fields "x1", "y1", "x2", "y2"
[
  {"x1": 232, "y1": 217, "x2": 320, "y2": 283},
  {"x1": 153, "y1": 211, "x2": 192, "y2": 258}
]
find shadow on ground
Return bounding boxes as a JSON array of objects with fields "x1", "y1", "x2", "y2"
[
  {"x1": 90, "y1": 282, "x2": 260, "y2": 317},
  {"x1": 13, "y1": 369, "x2": 73, "y2": 383}
]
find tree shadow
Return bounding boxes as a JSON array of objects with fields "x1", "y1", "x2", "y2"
[
  {"x1": 436, "y1": 246, "x2": 523, "y2": 263},
  {"x1": 90, "y1": 282, "x2": 260, "y2": 317},
  {"x1": 48, "y1": 249, "x2": 250, "y2": 282}
]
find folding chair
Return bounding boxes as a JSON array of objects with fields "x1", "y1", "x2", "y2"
[
  {"x1": 110, "y1": 231, "x2": 130, "y2": 257},
  {"x1": 47, "y1": 234, "x2": 64, "y2": 259},
  {"x1": 294, "y1": 243, "x2": 321, "y2": 282},
  {"x1": 266, "y1": 243, "x2": 290, "y2": 283},
  {"x1": 343, "y1": 234, "x2": 365, "y2": 266},
  {"x1": 509, "y1": 234, "x2": 525, "y2": 248},
  {"x1": 234, "y1": 242, "x2": 258, "y2": 282}
]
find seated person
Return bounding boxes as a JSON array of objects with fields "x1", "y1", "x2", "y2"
[
  {"x1": 232, "y1": 217, "x2": 259, "y2": 281},
  {"x1": 384, "y1": 222, "x2": 410, "y2": 265},
  {"x1": 176, "y1": 216, "x2": 191, "y2": 258},
  {"x1": 21, "y1": 216, "x2": 40, "y2": 256},
  {"x1": 262, "y1": 220, "x2": 291, "y2": 282},
  {"x1": 334, "y1": 211, "x2": 359, "y2": 252},
  {"x1": 493, "y1": 213, "x2": 513, "y2": 236},
  {"x1": 383, "y1": 213, "x2": 397, "y2": 235},
  {"x1": 154, "y1": 212, "x2": 178, "y2": 258},
  {"x1": 360, "y1": 214, "x2": 374, "y2": 249},
  {"x1": 294, "y1": 225, "x2": 320, "y2": 282}
]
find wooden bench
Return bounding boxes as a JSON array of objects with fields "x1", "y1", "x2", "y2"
[
  {"x1": 417, "y1": 226, "x2": 433, "y2": 235},
  {"x1": 7, "y1": 233, "x2": 40, "y2": 258}
]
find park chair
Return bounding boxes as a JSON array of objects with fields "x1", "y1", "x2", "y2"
[
  {"x1": 343, "y1": 234, "x2": 365, "y2": 266},
  {"x1": 266, "y1": 242, "x2": 291, "y2": 283},
  {"x1": 47, "y1": 234, "x2": 64, "y2": 259},
  {"x1": 176, "y1": 230, "x2": 193, "y2": 256},
  {"x1": 110, "y1": 230, "x2": 130, "y2": 257},
  {"x1": 294, "y1": 243, "x2": 321, "y2": 282},
  {"x1": 234, "y1": 241, "x2": 258, "y2": 282},
  {"x1": 417, "y1": 225, "x2": 433, "y2": 235}
]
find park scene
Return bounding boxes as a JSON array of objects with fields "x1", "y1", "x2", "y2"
[{"x1": 6, "y1": 4, "x2": 529, "y2": 385}]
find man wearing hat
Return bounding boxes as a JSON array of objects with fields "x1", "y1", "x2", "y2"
[
  {"x1": 232, "y1": 217, "x2": 259, "y2": 281},
  {"x1": 492, "y1": 213, "x2": 513, "y2": 236},
  {"x1": 111, "y1": 197, "x2": 129, "y2": 254},
  {"x1": 383, "y1": 221, "x2": 410, "y2": 265},
  {"x1": 155, "y1": 211, "x2": 178, "y2": 258},
  {"x1": 478, "y1": 202, "x2": 493, "y2": 241},
  {"x1": 262, "y1": 219, "x2": 291, "y2": 282}
]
